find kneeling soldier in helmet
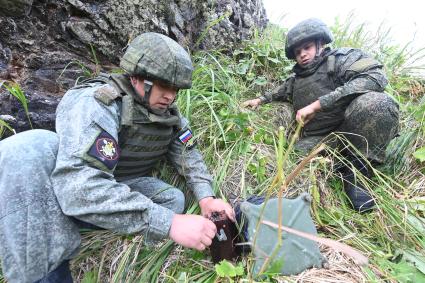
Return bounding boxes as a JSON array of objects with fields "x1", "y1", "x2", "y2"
[
  {"x1": 0, "y1": 32, "x2": 234, "y2": 283},
  {"x1": 243, "y1": 18, "x2": 399, "y2": 212}
]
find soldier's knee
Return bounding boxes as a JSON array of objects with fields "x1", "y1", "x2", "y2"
[
  {"x1": 347, "y1": 92, "x2": 398, "y2": 115},
  {"x1": 170, "y1": 188, "x2": 185, "y2": 214},
  {"x1": 345, "y1": 92, "x2": 399, "y2": 127},
  {"x1": 0, "y1": 129, "x2": 58, "y2": 157},
  {"x1": 0, "y1": 129, "x2": 59, "y2": 170}
]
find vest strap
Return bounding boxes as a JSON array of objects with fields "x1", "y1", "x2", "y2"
[{"x1": 327, "y1": 55, "x2": 335, "y2": 75}]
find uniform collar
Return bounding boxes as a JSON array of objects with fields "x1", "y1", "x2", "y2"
[
  {"x1": 121, "y1": 94, "x2": 180, "y2": 127},
  {"x1": 293, "y1": 47, "x2": 332, "y2": 77}
]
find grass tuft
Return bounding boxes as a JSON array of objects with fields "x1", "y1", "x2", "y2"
[{"x1": 1, "y1": 82, "x2": 32, "y2": 129}]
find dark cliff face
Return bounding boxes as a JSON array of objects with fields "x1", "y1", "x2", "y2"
[{"x1": 0, "y1": 0, "x2": 268, "y2": 138}]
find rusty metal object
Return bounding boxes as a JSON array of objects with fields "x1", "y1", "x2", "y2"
[{"x1": 209, "y1": 210, "x2": 238, "y2": 263}]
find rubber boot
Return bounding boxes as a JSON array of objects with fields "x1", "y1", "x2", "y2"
[{"x1": 340, "y1": 157, "x2": 375, "y2": 212}]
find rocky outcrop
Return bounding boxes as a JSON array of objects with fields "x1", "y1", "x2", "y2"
[
  {"x1": 0, "y1": 0, "x2": 34, "y2": 16},
  {"x1": 0, "y1": 0, "x2": 267, "y2": 138}
]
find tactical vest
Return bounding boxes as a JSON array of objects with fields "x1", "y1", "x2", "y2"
[
  {"x1": 292, "y1": 55, "x2": 344, "y2": 137},
  {"x1": 85, "y1": 74, "x2": 181, "y2": 181}
]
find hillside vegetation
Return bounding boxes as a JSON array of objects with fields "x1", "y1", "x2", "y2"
[{"x1": 1, "y1": 17, "x2": 424, "y2": 283}]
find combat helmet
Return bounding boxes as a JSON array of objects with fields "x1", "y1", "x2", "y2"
[
  {"x1": 120, "y1": 32, "x2": 193, "y2": 89},
  {"x1": 285, "y1": 18, "x2": 333, "y2": 60}
]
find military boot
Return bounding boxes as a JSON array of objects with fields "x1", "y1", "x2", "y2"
[{"x1": 339, "y1": 157, "x2": 375, "y2": 212}]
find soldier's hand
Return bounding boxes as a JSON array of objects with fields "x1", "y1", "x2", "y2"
[
  {"x1": 169, "y1": 214, "x2": 216, "y2": 251},
  {"x1": 242, "y1": 98, "x2": 262, "y2": 110},
  {"x1": 199, "y1": 197, "x2": 236, "y2": 222},
  {"x1": 296, "y1": 100, "x2": 321, "y2": 125}
]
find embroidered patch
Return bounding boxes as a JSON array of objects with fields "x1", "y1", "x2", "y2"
[
  {"x1": 94, "y1": 85, "x2": 120, "y2": 105},
  {"x1": 88, "y1": 131, "x2": 120, "y2": 170},
  {"x1": 178, "y1": 129, "x2": 197, "y2": 149}
]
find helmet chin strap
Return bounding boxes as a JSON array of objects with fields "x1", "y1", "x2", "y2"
[
  {"x1": 315, "y1": 40, "x2": 321, "y2": 58},
  {"x1": 142, "y1": 79, "x2": 153, "y2": 106},
  {"x1": 142, "y1": 79, "x2": 169, "y2": 115},
  {"x1": 315, "y1": 39, "x2": 322, "y2": 58},
  {"x1": 130, "y1": 77, "x2": 152, "y2": 107},
  {"x1": 131, "y1": 78, "x2": 171, "y2": 115},
  {"x1": 131, "y1": 79, "x2": 156, "y2": 111}
]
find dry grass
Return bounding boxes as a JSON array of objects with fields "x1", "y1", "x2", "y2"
[{"x1": 282, "y1": 245, "x2": 367, "y2": 283}]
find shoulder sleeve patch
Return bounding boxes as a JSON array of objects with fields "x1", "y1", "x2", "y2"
[
  {"x1": 94, "y1": 85, "x2": 121, "y2": 105},
  {"x1": 176, "y1": 128, "x2": 197, "y2": 150},
  {"x1": 87, "y1": 130, "x2": 120, "y2": 170}
]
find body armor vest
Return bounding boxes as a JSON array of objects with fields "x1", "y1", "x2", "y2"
[
  {"x1": 85, "y1": 74, "x2": 181, "y2": 181},
  {"x1": 292, "y1": 54, "x2": 344, "y2": 136},
  {"x1": 114, "y1": 101, "x2": 180, "y2": 181}
]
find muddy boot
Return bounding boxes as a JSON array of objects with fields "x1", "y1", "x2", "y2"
[{"x1": 340, "y1": 157, "x2": 375, "y2": 212}]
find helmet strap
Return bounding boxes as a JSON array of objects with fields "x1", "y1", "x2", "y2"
[
  {"x1": 130, "y1": 77, "x2": 171, "y2": 114},
  {"x1": 142, "y1": 79, "x2": 153, "y2": 106},
  {"x1": 142, "y1": 79, "x2": 167, "y2": 115},
  {"x1": 315, "y1": 40, "x2": 321, "y2": 58},
  {"x1": 130, "y1": 76, "x2": 152, "y2": 106}
]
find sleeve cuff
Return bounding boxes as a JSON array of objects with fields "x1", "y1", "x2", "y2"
[
  {"x1": 258, "y1": 95, "x2": 271, "y2": 104},
  {"x1": 318, "y1": 93, "x2": 336, "y2": 111},
  {"x1": 191, "y1": 182, "x2": 215, "y2": 201},
  {"x1": 146, "y1": 204, "x2": 175, "y2": 240}
]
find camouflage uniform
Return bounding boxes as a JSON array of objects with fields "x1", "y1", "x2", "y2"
[
  {"x1": 0, "y1": 130, "x2": 80, "y2": 283},
  {"x1": 0, "y1": 33, "x2": 214, "y2": 282},
  {"x1": 52, "y1": 73, "x2": 214, "y2": 238},
  {"x1": 260, "y1": 30, "x2": 399, "y2": 163},
  {"x1": 258, "y1": 18, "x2": 399, "y2": 212}
]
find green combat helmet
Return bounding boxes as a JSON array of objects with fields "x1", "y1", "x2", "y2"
[
  {"x1": 285, "y1": 18, "x2": 333, "y2": 59},
  {"x1": 120, "y1": 32, "x2": 193, "y2": 89},
  {"x1": 240, "y1": 193, "x2": 326, "y2": 276}
]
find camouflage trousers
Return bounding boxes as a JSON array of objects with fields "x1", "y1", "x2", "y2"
[
  {"x1": 295, "y1": 92, "x2": 399, "y2": 163},
  {"x1": 0, "y1": 130, "x2": 184, "y2": 283}
]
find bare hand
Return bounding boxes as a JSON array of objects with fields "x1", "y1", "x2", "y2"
[
  {"x1": 199, "y1": 197, "x2": 235, "y2": 222},
  {"x1": 169, "y1": 214, "x2": 217, "y2": 251},
  {"x1": 296, "y1": 100, "x2": 321, "y2": 125},
  {"x1": 242, "y1": 98, "x2": 262, "y2": 110}
]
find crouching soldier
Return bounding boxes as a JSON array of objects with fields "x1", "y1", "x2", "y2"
[
  {"x1": 243, "y1": 19, "x2": 399, "y2": 212},
  {"x1": 0, "y1": 32, "x2": 234, "y2": 283}
]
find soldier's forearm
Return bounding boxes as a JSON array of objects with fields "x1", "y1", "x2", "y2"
[{"x1": 319, "y1": 72, "x2": 386, "y2": 111}]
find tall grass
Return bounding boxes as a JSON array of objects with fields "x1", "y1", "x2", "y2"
[
  {"x1": 1, "y1": 17, "x2": 424, "y2": 283},
  {"x1": 68, "y1": 20, "x2": 424, "y2": 282},
  {"x1": 172, "y1": 20, "x2": 424, "y2": 282},
  {"x1": 0, "y1": 119, "x2": 14, "y2": 139},
  {"x1": 331, "y1": 12, "x2": 425, "y2": 78},
  {"x1": 57, "y1": 44, "x2": 102, "y2": 86}
]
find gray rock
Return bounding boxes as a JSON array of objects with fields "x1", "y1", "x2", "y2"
[
  {"x1": 0, "y1": 0, "x2": 268, "y2": 136},
  {"x1": 0, "y1": 114, "x2": 16, "y2": 123},
  {"x1": 243, "y1": 12, "x2": 254, "y2": 28},
  {"x1": 0, "y1": 0, "x2": 34, "y2": 16}
]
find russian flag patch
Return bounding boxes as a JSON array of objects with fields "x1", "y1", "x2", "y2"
[{"x1": 178, "y1": 129, "x2": 197, "y2": 149}]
